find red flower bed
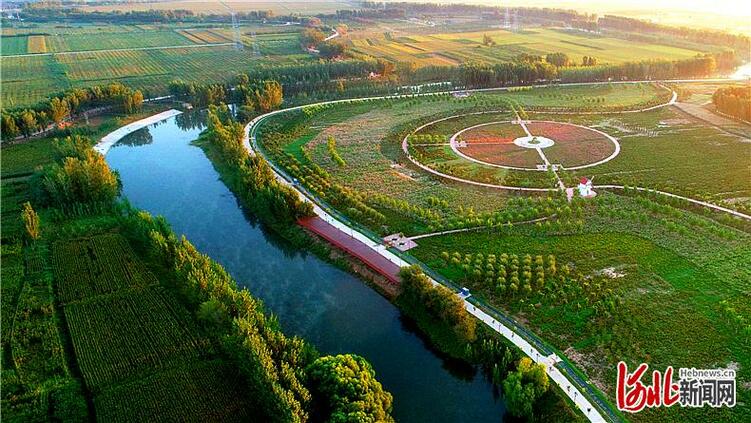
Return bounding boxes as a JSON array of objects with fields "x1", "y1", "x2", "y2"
[
  {"x1": 459, "y1": 122, "x2": 527, "y2": 145},
  {"x1": 461, "y1": 143, "x2": 543, "y2": 168}
]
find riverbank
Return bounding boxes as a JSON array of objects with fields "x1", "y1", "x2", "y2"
[
  {"x1": 105, "y1": 110, "x2": 513, "y2": 422},
  {"x1": 94, "y1": 109, "x2": 182, "y2": 155}
]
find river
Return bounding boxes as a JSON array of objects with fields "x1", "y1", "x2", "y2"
[{"x1": 105, "y1": 112, "x2": 505, "y2": 422}]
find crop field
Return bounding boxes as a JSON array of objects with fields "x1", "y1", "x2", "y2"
[
  {"x1": 47, "y1": 30, "x2": 199, "y2": 52},
  {"x1": 64, "y1": 286, "x2": 207, "y2": 390},
  {"x1": 0, "y1": 22, "x2": 306, "y2": 106},
  {"x1": 94, "y1": 360, "x2": 251, "y2": 423},
  {"x1": 0, "y1": 137, "x2": 58, "y2": 178},
  {"x1": 52, "y1": 234, "x2": 158, "y2": 303},
  {"x1": 177, "y1": 28, "x2": 232, "y2": 44},
  {"x1": 2, "y1": 42, "x2": 309, "y2": 106},
  {"x1": 349, "y1": 27, "x2": 707, "y2": 67},
  {"x1": 1, "y1": 35, "x2": 28, "y2": 54},
  {"x1": 27, "y1": 35, "x2": 48, "y2": 53},
  {"x1": 43, "y1": 230, "x2": 246, "y2": 422},
  {"x1": 82, "y1": 0, "x2": 352, "y2": 15},
  {"x1": 1, "y1": 54, "x2": 69, "y2": 108}
]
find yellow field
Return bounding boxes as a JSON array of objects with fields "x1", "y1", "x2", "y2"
[
  {"x1": 27, "y1": 35, "x2": 47, "y2": 54},
  {"x1": 178, "y1": 29, "x2": 232, "y2": 44},
  {"x1": 348, "y1": 27, "x2": 707, "y2": 67}
]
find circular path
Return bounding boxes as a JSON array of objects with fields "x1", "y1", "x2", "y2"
[{"x1": 447, "y1": 120, "x2": 620, "y2": 172}]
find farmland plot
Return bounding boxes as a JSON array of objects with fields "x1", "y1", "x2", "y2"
[
  {"x1": 350, "y1": 27, "x2": 707, "y2": 68},
  {"x1": 27, "y1": 35, "x2": 47, "y2": 53},
  {"x1": 64, "y1": 286, "x2": 208, "y2": 391},
  {"x1": 1, "y1": 55, "x2": 68, "y2": 108},
  {"x1": 48, "y1": 30, "x2": 198, "y2": 52},
  {"x1": 1, "y1": 35, "x2": 28, "y2": 55},
  {"x1": 52, "y1": 234, "x2": 157, "y2": 303},
  {"x1": 94, "y1": 360, "x2": 251, "y2": 423}
]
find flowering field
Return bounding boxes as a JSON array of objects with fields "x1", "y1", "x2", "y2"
[
  {"x1": 525, "y1": 121, "x2": 616, "y2": 168},
  {"x1": 457, "y1": 122, "x2": 527, "y2": 144},
  {"x1": 461, "y1": 143, "x2": 544, "y2": 168}
]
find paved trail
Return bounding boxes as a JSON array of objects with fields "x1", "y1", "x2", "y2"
[{"x1": 245, "y1": 108, "x2": 612, "y2": 423}]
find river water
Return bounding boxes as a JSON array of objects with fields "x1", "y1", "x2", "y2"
[{"x1": 105, "y1": 112, "x2": 505, "y2": 422}]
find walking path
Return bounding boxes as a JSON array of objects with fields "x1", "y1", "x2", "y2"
[
  {"x1": 299, "y1": 216, "x2": 401, "y2": 285},
  {"x1": 409, "y1": 215, "x2": 554, "y2": 240},
  {"x1": 94, "y1": 109, "x2": 182, "y2": 155},
  {"x1": 244, "y1": 113, "x2": 612, "y2": 423}
]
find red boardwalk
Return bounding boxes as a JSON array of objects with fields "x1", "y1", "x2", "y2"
[{"x1": 299, "y1": 217, "x2": 401, "y2": 285}]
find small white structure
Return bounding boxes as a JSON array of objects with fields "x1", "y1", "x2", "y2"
[{"x1": 577, "y1": 177, "x2": 596, "y2": 198}]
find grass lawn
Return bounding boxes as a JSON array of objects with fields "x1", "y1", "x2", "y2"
[{"x1": 410, "y1": 193, "x2": 750, "y2": 423}]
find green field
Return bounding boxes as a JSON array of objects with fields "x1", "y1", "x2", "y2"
[
  {"x1": 1, "y1": 35, "x2": 28, "y2": 54},
  {"x1": 350, "y1": 27, "x2": 710, "y2": 67},
  {"x1": 48, "y1": 29, "x2": 199, "y2": 52},
  {"x1": 44, "y1": 228, "x2": 247, "y2": 421},
  {"x1": 258, "y1": 82, "x2": 751, "y2": 422},
  {"x1": 1, "y1": 23, "x2": 307, "y2": 107},
  {"x1": 258, "y1": 83, "x2": 682, "y2": 233},
  {"x1": 411, "y1": 193, "x2": 751, "y2": 423}
]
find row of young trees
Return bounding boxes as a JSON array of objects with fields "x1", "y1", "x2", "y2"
[
  {"x1": 712, "y1": 86, "x2": 751, "y2": 122},
  {"x1": 2, "y1": 82, "x2": 143, "y2": 140},
  {"x1": 399, "y1": 265, "x2": 477, "y2": 343},
  {"x1": 453, "y1": 53, "x2": 720, "y2": 88},
  {"x1": 204, "y1": 105, "x2": 313, "y2": 226},
  {"x1": 560, "y1": 54, "x2": 718, "y2": 82}
]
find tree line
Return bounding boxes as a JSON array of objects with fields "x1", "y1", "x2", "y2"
[
  {"x1": 123, "y1": 206, "x2": 393, "y2": 422},
  {"x1": 2, "y1": 82, "x2": 143, "y2": 141},
  {"x1": 399, "y1": 266, "x2": 554, "y2": 420},
  {"x1": 17, "y1": 3, "x2": 290, "y2": 24},
  {"x1": 712, "y1": 86, "x2": 751, "y2": 122},
  {"x1": 21, "y1": 104, "x2": 393, "y2": 422}
]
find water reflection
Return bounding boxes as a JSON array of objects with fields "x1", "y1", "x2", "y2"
[{"x1": 106, "y1": 114, "x2": 505, "y2": 422}]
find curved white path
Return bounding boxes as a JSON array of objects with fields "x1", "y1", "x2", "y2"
[
  {"x1": 244, "y1": 114, "x2": 611, "y2": 423},
  {"x1": 94, "y1": 109, "x2": 182, "y2": 155},
  {"x1": 94, "y1": 79, "x2": 748, "y2": 423}
]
